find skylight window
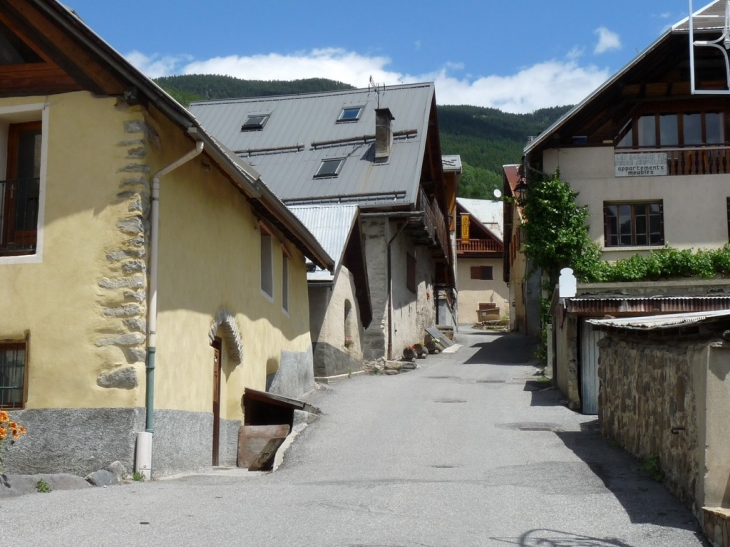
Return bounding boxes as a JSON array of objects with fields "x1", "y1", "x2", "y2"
[
  {"x1": 241, "y1": 114, "x2": 269, "y2": 131},
  {"x1": 337, "y1": 107, "x2": 363, "y2": 123},
  {"x1": 314, "y1": 158, "x2": 344, "y2": 178}
]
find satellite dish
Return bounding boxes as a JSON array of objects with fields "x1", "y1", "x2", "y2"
[{"x1": 493, "y1": 189, "x2": 502, "y2": 199}]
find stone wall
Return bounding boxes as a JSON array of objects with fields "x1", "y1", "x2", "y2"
[{"x1": 598, "y1": 336, "x2": 702, "y2": 509}]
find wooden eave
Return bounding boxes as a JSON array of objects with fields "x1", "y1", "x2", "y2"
[
  {"x1": 529, "y1": 31, "x2": 730, "y2": 153},
  {"x1": 0, "y1": 1, "x2": 126, "y2": 97}
]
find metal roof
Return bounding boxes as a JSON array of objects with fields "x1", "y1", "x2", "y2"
[
  {"x1": 524, "y1": 0, "x2": 724, "y2": 156},
  {"x1": 30, "y1": 0, "x2": 333, "y2": 271},
  {"x1": 565, "y1": 295, "x2": 730, "y2": 314},
  {"x1": 588, "y1": 309, "x2": 730, "y2": 330},
  {"x1": 288, "y1": 204, "x2": 358, "y2": 282},
  {"x1": 456, "y1": 198, "x2": 503, "y2": 241},
  {"x1": 189, "y1": 83, "x2": 435, "y2": 207}
]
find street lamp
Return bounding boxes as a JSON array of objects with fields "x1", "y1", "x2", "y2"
[{"x1": 515, "y1": 177, "x2": 528, "y2": 201}]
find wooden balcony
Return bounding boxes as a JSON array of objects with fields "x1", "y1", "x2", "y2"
[
  {"x1": 616, "y1": 146, "x2": 730, "y2": 176},
  {"x1": 405, "y1": 187, "x2": 451, "y2": 265},
  {"x1": 457, "y1": 238, "x2": 502, "y2": 255}
]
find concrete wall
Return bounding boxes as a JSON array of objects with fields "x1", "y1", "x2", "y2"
[
  {"x1": 457, "y1": 256, "x2": 508, "y2": 324},
  {"x1": 543, "y1": 146, "x2": 728, "y2": 257}
]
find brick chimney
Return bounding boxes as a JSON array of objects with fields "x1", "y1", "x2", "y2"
[{"x1": 375, "y1": 108, "x2": 395, "y2": 160}]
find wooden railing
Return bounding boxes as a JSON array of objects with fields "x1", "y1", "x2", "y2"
[
  {"x1": 417, "y1": 187, "x2": 450, "y2": 264},
  {"x1": 617, "y1": 147, "x2": 730, "y2": 176},
  {"x1": 457, "y1": 239, "x2": 502, "y2": 254}
]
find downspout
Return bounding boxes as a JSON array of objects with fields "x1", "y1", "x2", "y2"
[
  {"x1": 386, "y1": 220, "x2": 409, "y2": 360},
  {"x1": 146, "y1": 141, "x2": 204, "y2": 433},
  {"x1": 137, "y1": 141, "x2": 204, "y2": 479}
]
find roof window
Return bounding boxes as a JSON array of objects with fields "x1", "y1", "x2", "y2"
[
  {"x1": 241, "y1": 114, "x2": 270, "y2": 131},
  {"x1": 337, "y1": 106, "x2": 363, "y2": 123},
  {"x1": 314, "y1": 158, "x2": 344, "y2": 178}
]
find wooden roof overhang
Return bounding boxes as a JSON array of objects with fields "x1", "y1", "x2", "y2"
[
  {"x1": 10, "y1": 0, "x2": 333, "y2": 271},
  {"x1": 526, "y1": 29, "x2": 730, "y2": 160}
]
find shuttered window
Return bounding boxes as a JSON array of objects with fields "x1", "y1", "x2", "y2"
[{"x1": 470, "y1": 266, "x2": 493, "y2": 280}]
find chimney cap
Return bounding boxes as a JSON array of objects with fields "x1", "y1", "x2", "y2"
[{"x1": 375, "y1": 107, "x2": 395, "y2": 120}]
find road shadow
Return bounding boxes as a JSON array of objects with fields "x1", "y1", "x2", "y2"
[
  {"x1": 523, "y1": 381, "x2": 564, "y2": 407},
  {"x1": 490, "y1": 528, "x2": 634, "y2": 546},
  {"x1": 554, "y1": 420, "x2": 708, "y2": 541},
  {"x1": 462, "y1": 333, "x2": 539, "y2": 366}
]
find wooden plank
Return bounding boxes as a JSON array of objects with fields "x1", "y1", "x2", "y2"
[
  {"x1": 4, "y1": 1, "x2": 125, "y2": 95},
  {"x1": 238, "y1": 424, "x2": 290, "y2": 468},
  {"x1": 248, "y1": 437, "x2": 286, "y2": 472}
]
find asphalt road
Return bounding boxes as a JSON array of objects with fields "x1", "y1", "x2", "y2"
[{"x1": 0, "y1": 328, "x2": 709, "y2": 546}]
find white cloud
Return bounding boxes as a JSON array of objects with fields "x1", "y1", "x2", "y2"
[
  {"x1": 125, "y1": 50, "x2": 192, "y2": 79},
  {"x1": 124, "y1": 47, "x2": 611, "y2": 114},
  {"x1": 594, "y1": 27, "x2": 622, "y2": 54}
]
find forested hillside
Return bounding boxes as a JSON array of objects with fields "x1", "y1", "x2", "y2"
[{"x1": 155, "y1": 75, "x2": 570, "y2": 199}]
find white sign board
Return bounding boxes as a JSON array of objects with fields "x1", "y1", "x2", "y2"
[{"x1": 614, "y1": 153, "x2": 667, "y2": 177}]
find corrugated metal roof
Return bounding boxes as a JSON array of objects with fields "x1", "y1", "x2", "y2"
[
  {"x1": 566, "y1": 295, "x2": 730, "y2": 314},
  {"x1": 456, "y1": 198, "x2": 503, "y2": 241},
  {"x1": 288, "y1": 204, "x2": 358, "y2": 282},
  {"x1": 588, "y1": 309, "x2": 730, "y2": 330},
  {"x1": 189, "y1": 84, "x2": 435, "y2": 207},
  {"x1": 673, "y1": 0, "x2": 726, "y2": 31}
]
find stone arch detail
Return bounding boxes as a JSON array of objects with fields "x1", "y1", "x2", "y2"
[{"x1": 208, "y1": 308, "x2": 243, "y2": 364}]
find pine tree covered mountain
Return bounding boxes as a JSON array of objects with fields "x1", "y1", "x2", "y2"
[{"x1": 155, "y1": 75, "x2": 570, "y2": 199}]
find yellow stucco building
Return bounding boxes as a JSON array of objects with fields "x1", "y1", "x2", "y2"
[{"x1": 0, "y1": 1, "x2": 331, "y2": 477}]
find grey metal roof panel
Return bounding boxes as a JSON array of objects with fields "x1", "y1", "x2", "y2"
[
  {"x1": 588, "y1": 309, "x2": 730, "y2": 330},
  {"x1": 674, "y1": 0, "x2": 725, "y2": 32},
  {"x1": 288, "y1": 204, "x2": 358, "y2": 281},
  {"x1": 190, "y1": 83, "x2": 435, "y2": 206}
]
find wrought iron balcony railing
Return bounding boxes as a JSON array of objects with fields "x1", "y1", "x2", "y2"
[{"x1": 0, "y1": 177, "x2": 40, "y2": 255}]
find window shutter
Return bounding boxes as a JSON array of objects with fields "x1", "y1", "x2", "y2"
[{"x1": 470, "y1": 266, "x2": 481, "y2": 279}]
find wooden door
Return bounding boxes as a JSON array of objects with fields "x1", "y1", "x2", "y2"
[
  {"x1": 212, "y1": 337, "x2": 222, "y2": 466},
  {"x1": 2, "y1": 121, "x2": 41, "y2": 253}
]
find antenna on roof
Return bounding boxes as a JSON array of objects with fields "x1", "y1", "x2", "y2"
[
  {"x1": 368, "y1": 75, "x2": 385, "y2": 108},
  {"x1": 689, "y1": 0, "x2": 730, "y2": 94}
]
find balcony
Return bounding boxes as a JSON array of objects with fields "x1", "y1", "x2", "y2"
[
  {"x1": 0, "y1": 178, "x2": 39, "y2": 256},
  {"x1": 405, "y1": 187, "x2": 451, "y2": 265},
  {"x1": 457, "y1": 238, "x2": 502, "y2": 255},
  {"x1": 616, "y1": 147, "x2": 730, "y2": 176}
]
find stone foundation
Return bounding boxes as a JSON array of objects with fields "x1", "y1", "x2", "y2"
[{"x1": 3, "y1": 407, "x2": 239, "y2": 478}]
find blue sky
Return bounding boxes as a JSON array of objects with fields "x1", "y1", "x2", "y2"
[{"x1": 65, "y1": 0, "x2": 698, "y2": 113}]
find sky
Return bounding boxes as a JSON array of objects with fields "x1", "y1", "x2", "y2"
[{"x1": 63, "y1": 0, "x2": 702, "y2": 114}]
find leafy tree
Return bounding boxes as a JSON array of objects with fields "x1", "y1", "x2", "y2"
[{"x1": 521, "y1": 172, "x2": 601, "y2": 284}]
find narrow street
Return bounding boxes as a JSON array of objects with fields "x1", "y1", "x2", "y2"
[{"x1": 0, "y1": 328, "x2": 708, "y2": 547}]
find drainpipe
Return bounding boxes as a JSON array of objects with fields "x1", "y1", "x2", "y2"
[
  {"x1": 386, "y1": 220, "x2": 409, "y2": 360},
  {"x1": 137, "y1": 141, "x2": 204, "y2": 479}
]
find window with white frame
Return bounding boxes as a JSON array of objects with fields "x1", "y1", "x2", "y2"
[{"x1": 0, "y1": 108, "x2": 45, "y2": 259}]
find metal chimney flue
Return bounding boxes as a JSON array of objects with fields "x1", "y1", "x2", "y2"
[{"x1": 375, "y1": 108, "x2": 395, "y2": 160}]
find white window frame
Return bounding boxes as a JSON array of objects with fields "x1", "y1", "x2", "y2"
[
  {"x1": 260, "y1": 232, "x2": 274, "y2": 301},
  {"x1": 0, "y1": 103, "x2": 48, "y2": 265}
]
